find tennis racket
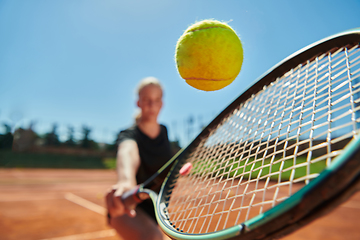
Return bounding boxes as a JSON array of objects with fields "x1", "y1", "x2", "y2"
[{"x1": 122, "y1": 28, "x2": 360, "y2": 240}]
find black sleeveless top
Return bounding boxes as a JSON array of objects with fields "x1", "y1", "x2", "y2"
[{"x1": 117, "y1": 124, "x2": 173, "y2": 187}]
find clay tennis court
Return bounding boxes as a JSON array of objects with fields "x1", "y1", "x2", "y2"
[{"x1": 1, "y1": 168, "x2": 359, "y2": 240}]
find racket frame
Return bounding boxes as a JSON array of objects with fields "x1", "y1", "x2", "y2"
[{"x1": 129, "y1": 28, "x2": 360, "y2": 240}]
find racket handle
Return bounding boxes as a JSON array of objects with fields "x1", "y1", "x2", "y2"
[{"x1": 121, "y1": 185, "x2": 150, "y2": 210}]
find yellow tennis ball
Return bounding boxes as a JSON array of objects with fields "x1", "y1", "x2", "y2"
[{"x1": 175, "y1": 19, "x2": 243, "y2": 91}]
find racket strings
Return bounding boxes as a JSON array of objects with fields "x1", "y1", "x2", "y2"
[{"x1": 165, "y1": 44, "x2": 360, "y2": 234}]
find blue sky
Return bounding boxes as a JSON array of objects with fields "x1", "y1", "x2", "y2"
[{"x1": 0, "y1": 0, "x2": 359, "y2": 146}]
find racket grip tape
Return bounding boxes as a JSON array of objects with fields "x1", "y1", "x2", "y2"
[
  {"x1": 121, "y1": 185, "x2": 150, "y2": 210},
  {"x1": 107, "y1": 185, "x2": 150, "y2": 224}
]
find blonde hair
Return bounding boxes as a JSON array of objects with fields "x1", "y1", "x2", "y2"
[{"x1": 135, "y1": 77, "x2": 163, "y2": 123}]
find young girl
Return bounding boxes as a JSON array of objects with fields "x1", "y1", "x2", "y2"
[{"x1": 106, "y1": 77, "x2": 173, "y2": 240}]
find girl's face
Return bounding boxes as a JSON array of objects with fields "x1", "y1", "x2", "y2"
[{"x1": 137, "y1": 85, "x2": 163, "y2": 122}]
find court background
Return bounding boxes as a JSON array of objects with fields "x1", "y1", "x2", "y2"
[{"x1": 1, "y1": 168, "x2": 359, "y2": 240}]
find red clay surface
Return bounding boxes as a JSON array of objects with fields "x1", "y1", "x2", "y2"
[{"x1": 0, "y1": 168, "x2": 359, "y2": 240}]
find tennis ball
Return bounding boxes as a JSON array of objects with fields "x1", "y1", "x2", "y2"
[{"x1": 175, "y1": 19, "x2": 243, "y2": 91}]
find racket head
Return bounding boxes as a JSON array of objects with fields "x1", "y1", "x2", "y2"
[{"x1": 156, "y1": 28, "x2": 360, "y2": 240}]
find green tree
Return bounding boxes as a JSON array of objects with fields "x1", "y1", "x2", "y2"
[
  {"x1": 65, "y1": 126, "x2": 76, "y2": 147},
  {"x1": 0, "y1": 123, "x2": 13, "y2": 149},
  {"x1": 44, "y1": 124, "x2": 60, "y2": 146},
  {"x1": 80, "y1": 125, "x2": 99, "y2": 149},
  {"x1": 106, "y1": 131, "x2": 119, "y2": 152},
  {"x1": 81, "y1": 125, "x2": 91, "y2": 149}
]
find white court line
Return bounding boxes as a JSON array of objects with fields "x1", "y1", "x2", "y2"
[
  {"x1": 341, "y1": 200, "x2": 360, "y2": 209},
  {"x1": 0, "y1": 196, "x2": 63, "y2": 202},
  {"x1": 41, "y1": 193, "x2": 116, "y2": 240},
  {"x1": 64, "y1": 192, "x2": 107, "y2": 216},
  {"x1": 40, "y1": 229, "x2": 116, "y2": 240}
]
